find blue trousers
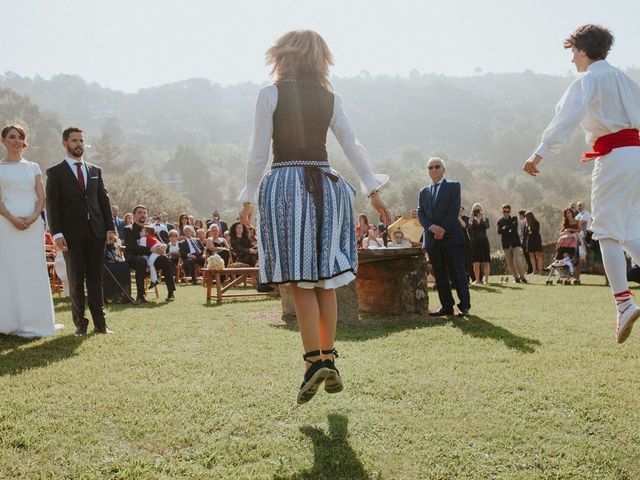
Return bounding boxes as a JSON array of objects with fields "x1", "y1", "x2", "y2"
[{"x1": 428, "y1": 242, "x2": 471, "y2": 311}]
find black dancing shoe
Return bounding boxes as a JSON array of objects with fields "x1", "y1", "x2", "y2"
[
  {"x1": 321, "y1": 348, "x2": 344, "y2": 394},
  {"x1": 296, "y1": 350, "x2": 331, "y2": 405}
]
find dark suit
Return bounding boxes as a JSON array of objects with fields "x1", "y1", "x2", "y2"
[
  {"x1": 179, "y1": 238, "x2": 205, "y2": 283},
  {"x1": 113, "y1": 216, "x2": 125, "y2": 240},
  {"x1": 46, "y1": 159, "x2": 114, "y2": 332},
  {"x1": 417, "y1": 179, "x2": 470, "y2": 312},
  {"x1": 124, "y1": 223, "x2": 175, "y2": 298}
]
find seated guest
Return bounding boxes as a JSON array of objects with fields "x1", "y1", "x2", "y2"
[
  {"x1": 362, "y1": 226, "x2": 385, "y2": 249},
  {"x1": 194, "y1": 218, "x2": 204, "y2": 231},
  {"x1": 166, "y1": 229, "x2": 181, "y2": 268},
  {"x1": 355, "y1": 214, "x2": 371, "y2": 248},
  {"x1": 206, "y1": 224, "x2": 230, "y2": 266},
  {"x1": 248, "y1": 226, "x2": 258, "y2": 248},
  {"x1": 229, "y1": 222, "x2": 257, "y2": 266},
  {"x1": 124, "y1": 205, "x2": 176, "y2": 302},
  {"x1": 123, "y1": 212, "x2": 134, "y2": 229},
  {"x1": 378, "y1": 224, "x2": 389, "y2": 246},
  {"x1": 139, "y1": 225, "x2": 161, "y2": 289},
  {"x1": 206, "y1": 209, "x2": 228, "y2": 235},
  {"x1": 112, "y1": 205, "x2": 125, "y2": 240},
  {"x1": 179, "y1": 225, "x2": 205, "y2": 284},
  {"x1": 153, "y1": 215, "x2": 170, "y2": 243},
  {"x1": 177, "y1": 213, "x2": 190, "y2": 237},
  {"x1": 387, "y1": 230, "x2": 413, "y2": 248},
  {"x1": 223, "y1": 230, "x2": 231, "y2": 248},
  {"x1": 160, "y1": 212, "x2": 175, "y2": 232},
  {"x1": 195, "y1": 228, "x2": 207, "y2": 252}
]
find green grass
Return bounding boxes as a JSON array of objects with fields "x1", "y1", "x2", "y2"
[{"x1": 1, "y1": 275, "x2": 639, "y2": 479}]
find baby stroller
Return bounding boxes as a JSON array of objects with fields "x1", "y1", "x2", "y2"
[{"x1": 545, "y1": 234, "x2": 580, "y2": 285}]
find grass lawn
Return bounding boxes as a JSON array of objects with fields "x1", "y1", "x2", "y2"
[{"x1": 1, "y1": 274, "x2": 639, "y2": 479}]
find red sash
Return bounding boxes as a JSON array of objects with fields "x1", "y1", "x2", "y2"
[{"x1": 582, "y1": 128, "x2": 640, "y2": 162}]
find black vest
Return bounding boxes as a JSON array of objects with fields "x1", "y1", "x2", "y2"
[{"x1": 272, "y1": 82, "x2": 334, "y2": 163}]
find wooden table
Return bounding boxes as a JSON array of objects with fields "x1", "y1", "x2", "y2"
[{"x1": 201, "y1": 267, "x2": 278, "y2": 304}]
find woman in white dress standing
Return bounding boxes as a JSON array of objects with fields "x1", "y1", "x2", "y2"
[
  {"x1": 0, "y1": 125, "x2": 56, "y2": 337},
  {"x1": 239, "y1": 31, "x2": 392, "y2": 404}
]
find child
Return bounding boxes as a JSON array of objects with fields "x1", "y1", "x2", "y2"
[
  {"x1": 139, "y1": 225, "x2": 160, "y2": 289},
  {"x1": 552, "y1": 253, "x2": 575, "y2": 276}
]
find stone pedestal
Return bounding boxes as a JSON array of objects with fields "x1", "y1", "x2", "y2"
[
  {"x1": 279, "y1": 248, "x2": 429, "y2": 323},
  {"x1": 355, "y1": 248, "x2": 429, "y2": 315}
]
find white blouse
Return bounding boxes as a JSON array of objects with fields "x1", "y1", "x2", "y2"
[
  {"x1": 238, "y1": 84, "x2": 389, "y2": 203},
  {"x1": 534, "y1": 60, "x2": 640, "y2": 158}
]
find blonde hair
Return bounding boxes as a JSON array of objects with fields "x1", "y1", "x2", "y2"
[{"x1": 266, "y1": 30, "x2": 334, "y2": 91}]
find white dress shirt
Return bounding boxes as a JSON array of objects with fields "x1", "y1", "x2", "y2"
[
  {"x1": 535, "y1": 60, "x2": 640, "y2": 158},
  {"x1": 64, "y1": 156, "x2": 88, "y2": 189},
  {"x1": 238, "y1": 84, "x2": 389, "y2": 203}
]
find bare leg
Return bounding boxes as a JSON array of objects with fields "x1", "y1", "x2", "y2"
[
  {"x1": 315, "y1": 287, "x2": 337, "y2": 359},
  {"x1": 536, "y1": 252, "x2": 544, "y2": 274},
  {"x1": 473, "y1": 262, "x2": 480, "y2": 283},
  {"x1": 529, "y1": 252, "x2": 538, "y2": 274},
  {"x1": 483, "y1": 261, "x2": 491, "y2": 283},
  {"x1": 290, "y1": 283, "x2": 321, "y2": 366}
]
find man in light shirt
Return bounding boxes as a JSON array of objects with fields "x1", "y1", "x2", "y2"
[{"x1": 523, "y1": 24, "x2": 640, "y2": 343}]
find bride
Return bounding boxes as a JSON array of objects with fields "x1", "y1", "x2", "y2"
[{"x1": 0, "y1": 124, "x2": 56, "y2": 337}]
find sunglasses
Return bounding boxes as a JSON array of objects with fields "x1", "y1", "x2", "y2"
[
  {"x1": 502, "y1": 210, "x2": 510, "y2": 214},
  {"x1": 428, "y1": 165, "x2": 442, "y2": 170}
]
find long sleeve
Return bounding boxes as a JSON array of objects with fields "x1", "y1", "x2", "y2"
[
  {"x1": 330, "y1": 94, "x2": 388, "y2": 195},
  {"x1": 238, "y1": 85, "x2": 278, "y2": 204},
  {"x1": 534, "y1": 73, "x2": 596, "y2": 157}
]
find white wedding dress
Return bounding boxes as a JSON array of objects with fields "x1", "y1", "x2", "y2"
[{"x1": 0, "y1": 160, "x2": 56, "y2": 337}]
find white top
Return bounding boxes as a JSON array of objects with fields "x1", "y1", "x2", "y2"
[
  {"x1": 0, "y1": 160, "x2": 41, "y2": 217},
  {"x1": 535, "y1": 60, "x2": 640, "y2": 158},
  {"x1": 238, "y1": 84, "x2": 389, "y2": 203},
  {"x1": 388, "y1": 239, "x2": 413, "y2": 248},
  {"x1": 575, "y1": 210, "x2": 592, "y2": 230},
  {"x1": 362, "y1": 237, "x2": 385, "y2": 249}
]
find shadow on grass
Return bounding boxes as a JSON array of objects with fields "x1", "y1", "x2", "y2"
[
  {"x1": 0, "y1": 335, "x2": 38, "y2": 354},
  {"x1": 274, "y1": 414, "x2": 369, "y2": 480},
  {"x1": 274, "y1": 313, "x2": 540, "y2": 353},
  {"x1": 0, "y1": 334, "x2": 86, "y2": 376},
  {"x1": 450, "y1": 315, "x2": 540, "y2": 353}
]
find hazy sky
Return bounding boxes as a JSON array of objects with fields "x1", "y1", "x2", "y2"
[{"x1": 5, "y1": 0, "x2": 639, "y2": 92}]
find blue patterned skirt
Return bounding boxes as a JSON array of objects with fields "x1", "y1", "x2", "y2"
[{"x1": 258, "y1": 161, "x2": 357, "y2": 288}]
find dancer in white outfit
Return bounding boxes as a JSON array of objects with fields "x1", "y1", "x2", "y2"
[{"x1": 524, "y1": 25, "x2": 640, "y2": 343}]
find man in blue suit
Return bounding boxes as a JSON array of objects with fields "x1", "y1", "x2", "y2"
[{"x1": 417, "y1": 157, "x2": 470, "y2": 316}]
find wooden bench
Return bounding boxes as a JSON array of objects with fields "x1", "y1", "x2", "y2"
[{"x1": 201, "y1": 267, "x2": 278, "y2": 304}]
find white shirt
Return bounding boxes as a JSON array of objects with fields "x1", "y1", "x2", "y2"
[
  {"x1": 64, "y1": 156, "x2": 88, "y2": 189},
  {"x1": 238, "y1": 84, "x2": 389, "y2": 203},
  {"x1": 535, "y1": 60, "x2": 640, "y2": 158},
  {"x1": 575, "y1": 209, "x2": 592, "y2": 231}
]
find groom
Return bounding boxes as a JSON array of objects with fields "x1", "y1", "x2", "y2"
[{"x1": 46, "y1": 127, "x2": 116, "y2": 335}]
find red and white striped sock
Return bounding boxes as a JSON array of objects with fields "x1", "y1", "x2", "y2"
[{"x1": 614, "y1": 290, "x2": 634, "y2": 314}]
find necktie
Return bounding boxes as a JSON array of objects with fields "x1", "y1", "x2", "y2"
[
  {"x1": 190, "y1": 238, "x2": 201, "y2": 255},
  {"x1": 75, "y1": 162, "x2": 85, "y2": 191},
  {"x1": 431, "y1": 183, "x2": 440, "y2": 203}
]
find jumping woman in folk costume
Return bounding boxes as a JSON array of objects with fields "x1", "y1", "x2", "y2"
[
  {"x1": 524, "y1": 25, "x2": 640, "y2": 343},
  {"x1": 239, "y1": 30, "x2": 392, "y2": 404}
]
